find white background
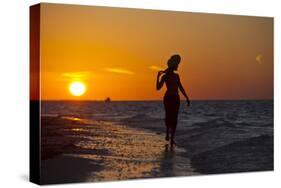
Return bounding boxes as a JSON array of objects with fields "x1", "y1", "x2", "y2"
[{"x1": 0, "y1": 0, "x2": 279, "y2": 187}]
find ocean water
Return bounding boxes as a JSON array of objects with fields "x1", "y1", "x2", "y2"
[
  {"x1": 42, "y1": 100, "x2": 273, "y2": 136},
  {"x1": 42, "y1": 100, "x2": 273, "y2": 152},
  {"x1": 41, "y1": 100, "x2": 273, "y2": 179}
]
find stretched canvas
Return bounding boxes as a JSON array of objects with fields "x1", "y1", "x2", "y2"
[{"x1": 30, "y1": 3, "x2": 274, "y2": 185}]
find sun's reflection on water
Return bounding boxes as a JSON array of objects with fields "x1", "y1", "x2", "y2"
[{"x1": 63, "y1": 116, "x2": 197, "y2": 181}]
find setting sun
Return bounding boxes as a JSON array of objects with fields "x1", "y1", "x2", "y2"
[{"x1": 69, "y1": 81, "x2": 86, "y2": 96}]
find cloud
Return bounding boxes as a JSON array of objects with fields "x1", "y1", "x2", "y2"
[
  {"x1": 61, "y1": 72, "x2": 90, "y2": 80},
  {"x1": 104, "y1": 68, "x2": 134, "y2": 75},
  {"x1": 149, "y1": 65, "x2": 163, "y2": 71}
]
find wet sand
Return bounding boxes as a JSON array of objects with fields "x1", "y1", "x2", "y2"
[
  {"x1": 41, "y1": 116, "x2": 197, "y2": 184},
  {"x1": 40, "y1": 101, "x2": 273, "y2": 184},
  {"x1": 123, "y1": 116, "x2": 273, "y2": 175},
  {"x1": 41, "y1": 115, "x2": 273, "y2": 184}
]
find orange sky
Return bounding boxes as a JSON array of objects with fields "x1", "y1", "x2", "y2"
[{"x1": 40, "y1": 3, "x2": 273, "y2": 101}]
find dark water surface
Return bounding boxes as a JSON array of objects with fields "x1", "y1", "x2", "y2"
[{"x1": 41, "y1": 100, "x2": 273, "y2": 179}]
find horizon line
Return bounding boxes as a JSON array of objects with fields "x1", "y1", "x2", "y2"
[{"x1": 33, "y1": 98, "x2": 274, "y2": 102}]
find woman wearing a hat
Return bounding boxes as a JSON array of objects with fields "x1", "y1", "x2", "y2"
[{"x1": 156, "y1": 54, "x2": 190, "y2": 146}]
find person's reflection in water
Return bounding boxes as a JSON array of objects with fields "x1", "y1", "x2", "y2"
[
  {"x1": 156, "y1": 54, "x2": 190, "y2": 147},
  {"x1": 164, "y1": 144, "x2": 175, "y2": 157},
  {"x1": 159, "y1": 144, "x2": 176, "y2": 177}
]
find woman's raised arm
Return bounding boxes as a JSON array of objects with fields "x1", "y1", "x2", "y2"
[{"x1": 156, "y1": 71, "x2": 166, "y2": 90}]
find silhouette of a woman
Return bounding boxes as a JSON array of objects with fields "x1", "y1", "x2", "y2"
[{"x1": 156, "y1": 54, "x2": 190, "y2": 146}]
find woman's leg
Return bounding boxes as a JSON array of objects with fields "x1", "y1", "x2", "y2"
[
  {"x1": 170, "y1": 96, "x2": 180, "y2": 146},
  {"x1": 166, "y1": 126, "x2": 170, "y2": 141},
  {"x1": 164, "y1": 95, "x2": 170, "y2": 141},
  {"x1": 170, "y1": 126, "x2": 176, "y2": 146}
]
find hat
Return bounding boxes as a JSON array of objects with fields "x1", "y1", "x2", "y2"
[{"x1": 167, "y1": 54, "x2": 181, "y2": 68}]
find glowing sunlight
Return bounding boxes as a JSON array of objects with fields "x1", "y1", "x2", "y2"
[{"x1": 69, "y1": 81, "x2": 86, "y2": 96}]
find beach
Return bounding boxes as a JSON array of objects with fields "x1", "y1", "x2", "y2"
[
  {"x1": 41, "y1": 100, "x2": 273, "y2": 184},
  {"x1": 41, "y1": 116, "x2": 197, "y2": 184}
]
